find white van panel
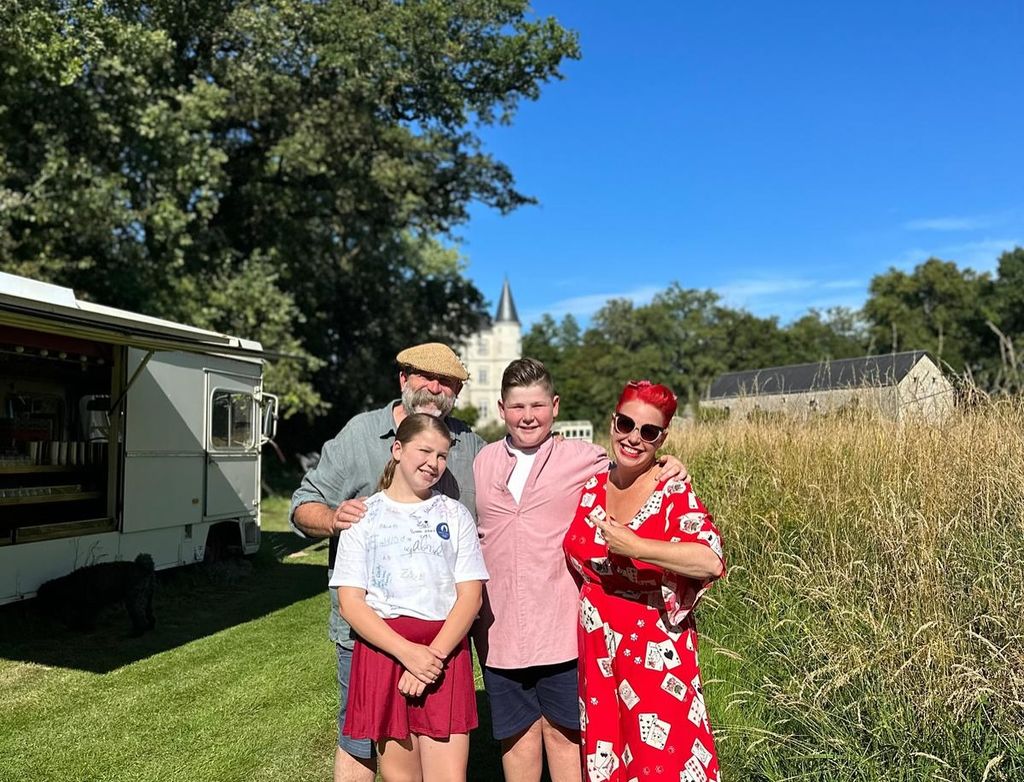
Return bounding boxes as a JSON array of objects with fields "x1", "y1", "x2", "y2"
[
  {"x1": 206, "y1": 455, "x2": 258, "y2": 519},
  {"x1": 118, "y1": 527, "x2": 190, "y2": 569},
  {"x1": 0, "y1": 532, "x2": 120, "y2": 604},
  {"x1": 123, "y1": 455, "x2": 204, "y2": 533},
  {"x1": 125, "y1": 349, "x2": 206, "y2": 452}
]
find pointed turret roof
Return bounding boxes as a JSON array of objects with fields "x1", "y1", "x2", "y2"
[{"x1": 495, "y1": 278, "x2": 520, "y2": 324}]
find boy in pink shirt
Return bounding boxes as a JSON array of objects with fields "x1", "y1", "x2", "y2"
[{"x1": 473, "y1": 358, "x2": 684, "y2": 782}]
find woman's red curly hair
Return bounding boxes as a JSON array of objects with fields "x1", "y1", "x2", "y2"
[{"x1": 616, "y1": 380, "x2": 678, "y2": 427}]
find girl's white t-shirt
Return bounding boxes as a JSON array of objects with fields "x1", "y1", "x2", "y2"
[{"x1": 329, "y1": 491, "x2": 489, "y2": 621}]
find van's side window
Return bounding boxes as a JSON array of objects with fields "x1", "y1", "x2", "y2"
[{"x1": 211, "y1": 390, "x2": 253, "y2": 448}]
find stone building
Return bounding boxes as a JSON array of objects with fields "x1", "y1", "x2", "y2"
[
  {"x1": 458, "y1": 279, "x2": 522, "y2": 426},
  {"x1": 702, "y1": 351, "x2": 955, "y2": 423}
]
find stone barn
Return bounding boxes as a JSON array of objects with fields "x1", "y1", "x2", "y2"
[{"x1": 702, "y1": 351, "x2": 955, "y2": 423}]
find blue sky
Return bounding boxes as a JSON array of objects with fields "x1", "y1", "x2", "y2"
[{"x1": 457, "y1": 1, "x2": 1024, "y2": 327}]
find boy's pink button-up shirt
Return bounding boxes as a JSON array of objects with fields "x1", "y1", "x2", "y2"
[{"x1": 472, "y1": 435, "x2": 609, "y2": 670}]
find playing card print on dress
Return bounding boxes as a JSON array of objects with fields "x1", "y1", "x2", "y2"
[
  {"x1": 564, "y1": 472, "x2": 724, "y2": 781},
  {"x1": 697, "y1": 529, "x2": 724, "y2": 560},
  {"x1": 626, "y1": 491, "x2": 664, "y2": 531},
  {"x1": 638, "y1": 712, "x2": 670, "y2": 750},
  {"x1": 581, "y1": 596, "x2": 603, "y2": 632},
  {"x1": 660, "y1": 672, "x2": 686, "y2": 701},
  {"x1": 617, "y1": 679, "x2": 640, "y2": 710},
  {"x1": 586, "y1": 739, "x2": 619, "y2": 782},
  {"x1": 687, "y1": 675, "x2": 707, "y2": 729}
]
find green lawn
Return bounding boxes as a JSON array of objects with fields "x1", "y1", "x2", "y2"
[{"x1": 0, "y1": 498, "x2": 515, "y2": 782}]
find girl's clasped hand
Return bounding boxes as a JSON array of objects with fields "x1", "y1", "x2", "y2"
[{"x1": 399, "y1": 642, "x2": 445, "y2": 688}]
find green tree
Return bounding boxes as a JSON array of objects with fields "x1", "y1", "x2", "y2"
[
  {"x1": 555, "y1": 286, "x2": 726, "y2": 421},
  {"x1": 521, "y1": 313, "x2": 583, "y2": 398},
  {"x1": 992, "y1": 247, "x2": 1024, "y2": 339},
  {"x1": 522, "y1": 314, "x2": 563, "y2": 374},
  {"x1": 990, "y1": 247, "x2": 1024, "y2": 388},
  {"x1": 452, "y1": 403, "x2": 480, "y2": 429},
  {"x1": 783, "y1": 307, "x2": 869, "y2": 364},
  {"x1": 557, "y1": 313, "x2": 582, "y2": 350},
  {"x1": 863, "y1": 258, "x2": 995, "y2": 376},
  {"x1": 0, "y1": 0, "x2": 580, "y2": 438}
]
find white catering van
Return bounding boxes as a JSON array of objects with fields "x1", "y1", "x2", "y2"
[{"x1": 0, "y1": 272, "x2": 278, "y2": 605}]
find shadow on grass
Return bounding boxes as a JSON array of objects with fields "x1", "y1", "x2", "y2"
[
  {"x1": 470, "y1": 690, "x2": 504, "y2": 780},
  {"x1": 0, "y1": 531, "x2": 326, "y2": 674},
  {"x1": 470, "y1": 689, "x2": 555, "y2": 782}
]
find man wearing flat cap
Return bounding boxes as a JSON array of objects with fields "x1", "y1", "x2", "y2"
[{"x1": 290, "y1": 342, "x2": 484, "y2": 782}]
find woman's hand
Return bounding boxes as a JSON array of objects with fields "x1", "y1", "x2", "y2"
[
  {"x1": 655, "y1": 454, "x2": 689, "y2": 483},
  {"x1": 398, "y1": 670, "x2": 427, "y2": 698},
  {"x1": 398, "y1": 642, "x2": 445, "y2": 685},
  {"x1": 596, "y1": 517, "x2": 645, "y2": 559}
]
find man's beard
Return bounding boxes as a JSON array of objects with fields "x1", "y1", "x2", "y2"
[{"x1": 401, "y1": 385, "x2": 456, "y2": 418}]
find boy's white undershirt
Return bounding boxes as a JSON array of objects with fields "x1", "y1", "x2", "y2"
[{"x1": 506, "y1": 444, "x2": 538, "y2": 503}]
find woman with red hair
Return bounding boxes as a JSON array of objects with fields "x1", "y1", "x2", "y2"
[{"x1": 562, "y1": 381, "x2": 725, "y2": 781}]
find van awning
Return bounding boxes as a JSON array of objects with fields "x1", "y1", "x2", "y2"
[{"x1": 0, "y1": 272, "x2": 278, "y2": 361}]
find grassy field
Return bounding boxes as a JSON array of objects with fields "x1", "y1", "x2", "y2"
[
  {"x1": 685, "y1": 399, "x2": 1024, "y2": 781},
  {"x1": 2, "y1": 400, "x2": 1022, "y2": 781}
]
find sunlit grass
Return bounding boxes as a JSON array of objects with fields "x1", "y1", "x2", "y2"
[
  {"x1": 0, "y1": 498, "x2": 504, "y2": 782},
  {"x1": 673, "y1": 399, "x2": 1024, "y2": 781},
  {"x1": 0, "y1": 497, "x2": 337, "y2": 782}
]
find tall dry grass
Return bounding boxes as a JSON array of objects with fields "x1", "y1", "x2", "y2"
[{"x1": 667, "y1": 399, "x2": 1024, "y2": 781}]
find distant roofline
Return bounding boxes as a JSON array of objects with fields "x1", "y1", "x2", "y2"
[
  {"x1": 706, "y1": 351, "x2": 937, "y2": 400},
  {"x1": 712, "y1": 350, "x2": 931, "y2": 381}
]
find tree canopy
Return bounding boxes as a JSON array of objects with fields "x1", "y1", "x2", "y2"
[
  {"x1": 526, "y1": 286, "x2": 870, "y2": 423},
  {"x1": 0, "y1": 0, "x2": 580, "y2": 438},
  {"x1": 524, "y1": 249, "x2": 1023, "y2": 424}
]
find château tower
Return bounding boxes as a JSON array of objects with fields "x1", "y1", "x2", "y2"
[{"x1": 458, "y1": 279, "x2": 522, "y2": 427}]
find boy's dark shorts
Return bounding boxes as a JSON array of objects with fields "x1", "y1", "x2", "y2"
[{"x1": 482, "y1": 660, "x2": 580, "y2": 740}]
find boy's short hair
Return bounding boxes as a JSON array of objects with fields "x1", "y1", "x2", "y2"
[{"x1": 501, "y1": 357, "x2": 556, "y2": 399}]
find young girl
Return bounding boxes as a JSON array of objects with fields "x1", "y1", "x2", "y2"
[{"x1": 330, "y1": 413, "x2": 488, "y2": 782}]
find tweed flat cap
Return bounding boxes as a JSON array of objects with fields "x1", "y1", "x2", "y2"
[{"x1": 396, "y1": 342, "x2": 470, "y2": 381}]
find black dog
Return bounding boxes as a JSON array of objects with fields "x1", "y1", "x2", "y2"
[{"x1": 36, "y1": 553, "x2": 155, "y2": 636}]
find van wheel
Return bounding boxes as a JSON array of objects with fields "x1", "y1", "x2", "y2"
[{"x1": 203, "y1": 523, "x2": 242, "y2": 563}]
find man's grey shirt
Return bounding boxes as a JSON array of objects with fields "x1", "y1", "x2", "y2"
[{"x1": 289, "y1": 400, "x2": 485, "y2": 647}]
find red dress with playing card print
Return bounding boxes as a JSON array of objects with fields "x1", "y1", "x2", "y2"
[{"x1": 563, "y1": 474, "x2": 725, "y2": 782}]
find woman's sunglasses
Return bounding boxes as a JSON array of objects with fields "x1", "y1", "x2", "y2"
[{"x1": 612, "y1": 413, "x2": 665, "y2": 443}]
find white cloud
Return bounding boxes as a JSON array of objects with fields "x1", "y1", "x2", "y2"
[
  {"x1": 526, "y1": 276, "x2": 872, "y2": 327},
  {"x1": 716, "y1": 278, "x2": 815, "y2": 300},
  {"x1": 717, "y1": 276, "x2": 863, "y2": 303},
  {"x1": 715, "y1": 276, "x2": 869, "y2": 322},
  {"x1": 889, "y1": 238, "x2": 1021, "y2": 271},
  {"x1": 821, "y1": 279, "x2": 864, "y2": 290},
  {"x1": 521, "y1": 284, "x2": 662, "y2": 325},
  {"x1": 938, "y1": 238, "x2": 1021, "y2": 269},
  {"x1": 903, "y1": 215, "x2": 993, "y2": 231}
]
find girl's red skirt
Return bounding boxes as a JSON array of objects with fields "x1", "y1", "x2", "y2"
[{"x1": 343, "y1": 616, "x2": 477, "y2": 741}]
